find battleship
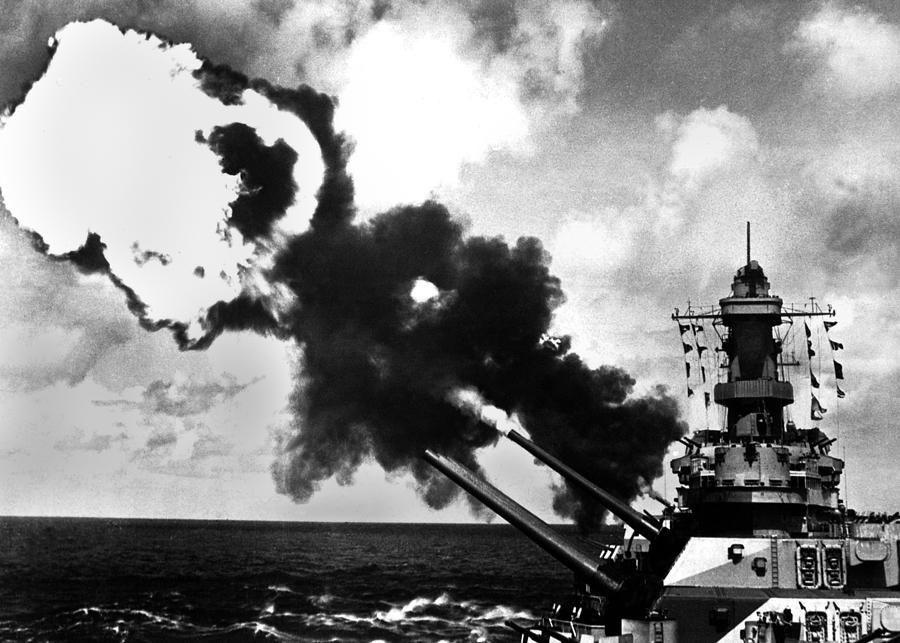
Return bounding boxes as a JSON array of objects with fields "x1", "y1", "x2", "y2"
[{"x1": 425, "y1": 230, "x2": 900, "y2": 642}]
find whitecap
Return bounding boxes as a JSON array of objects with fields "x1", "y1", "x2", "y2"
[
  {"x1": 433, "y1": 592, "x2": 453, "y2": 606},
  {"x1": 229, "y1": 621, "x2": 296, "y2": 641},
  {"x1": 122, "y1": 609, "x2": 186, "y2": 629},
  {"x1": 474, "y1": 605, "x2": 535, "y2": 622},
  {"x1": 375, "y1": 595, "x2": 435, "y2": 623}
]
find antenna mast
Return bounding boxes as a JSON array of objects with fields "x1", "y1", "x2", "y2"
[{"x1": 746, "y1": 221, "x2": 751, "y2": 267}]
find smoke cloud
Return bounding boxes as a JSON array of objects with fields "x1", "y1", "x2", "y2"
[
  {"x1": 264, "y1": 195, "x2": 684, "y2": 527},
  {"x1": 200, "y1": 49, "x2": 685, "y2": 525},
  {"x1": 0, "y1": 18, "x2": 684, "y2": 529}
]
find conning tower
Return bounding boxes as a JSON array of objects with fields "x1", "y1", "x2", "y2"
[{"x1": 671, "y1": 232, "x2": 843, "y2": 538}]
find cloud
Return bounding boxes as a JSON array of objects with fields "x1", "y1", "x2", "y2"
[
  {"x1": 822, "y1": 182, "x2": 900, "y2": 261},
  {"x1": 545, "y1": 104, "x2": 771, "y2": 400},
  {"x1": 89, "y1": 372, "x2": 266, "y2": 479},
  {"x1": 136, "y1": 424, "x2": 245, "y2": 479},
  {"x1": 191, "y1": 432, "x2": 233, "y2": 459},
  {"x1": 97, "y1": 372, "x2": 262, "y2": 416},
  {"x1": 141, "y1": 375, "x2": 256, "y2": 417},
  {"x1": 54, "y1": 430, "x2": 127, "y2": 453},
  {"x1": 0, "y1": 378, "x2": 147, "y2": 481},
  {"x1": 327, "y1": 1, "x2": 606, "y2": 209},
  {"x1": 0, "y1": 2, "x2": 606, "y2": 216},
  {"x1": 0, "y1": 213, "x2": 137, "y2": 390},
  {"x1": 145, "y1": 430, "x2": 178, "y2": 450},
  {"x1": 551, "y1": 209, "x2": 634, "y2": 274},
  {"x1": 658, "y1": 105, "x2": 760, "y2": 192},
  {"x1": 550, "y1": 105, "x2": 763, "y2": 283},
  {"x1": 334, "y1": 14, "x2": 530, "y2": 209},
  {"x1": 794, "y1": 3, "x2": 900, "y2": 98}
]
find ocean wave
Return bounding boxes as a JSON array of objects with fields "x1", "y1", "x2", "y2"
[
  {"x1": 8, "y1": 606, "x2": 303, "y2": 642},
  {"x1": 3, "y1": 598, "x2": 523, "y2": 643},
  {"x1": 287, "y1": 592, "x2": 532, "y2": 637},
  {"x1": 476, "y1": 605, "x2": 535, "y2": 622},
  {"x1": 229, "y1": 620, "x2": 297, "y2": 640},
  {"x1": 375, "y1": 595, "x2": 440, "y2": 623},
  {"x1": 68, "y1": 606, "x2": 190, "y2": 631},
  {"x1": 2, "y1": 520, "x2": 569, "y2": 642}
]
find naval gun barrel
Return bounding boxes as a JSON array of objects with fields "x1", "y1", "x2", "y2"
[
  {"x1": 423, "y1": 450, "x2": 625, "y2": 595},
  {"x1": 504, "y1": 429, "x2": 664, "y2": 541}
]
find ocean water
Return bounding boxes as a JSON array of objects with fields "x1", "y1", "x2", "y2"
[{"x1": 0, "y1": 518, "x2": 573, "y2": 642}]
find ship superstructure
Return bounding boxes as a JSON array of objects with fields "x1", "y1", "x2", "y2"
[
  {"x1": 426, "y1": 238, "x2": 900, "y2": 642},
  {"x1": 670, "y1": 248, "x2": 843, "y2": 540}
]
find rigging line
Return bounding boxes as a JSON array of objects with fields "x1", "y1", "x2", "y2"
[
  {"x1": 805, "y1": 318, "x2": 815, "y2": 424},
  {"x1": 816, "y1": 314, "x2": 825, "y2": 426},
  {"x1": 809, "y1": 320, "x2": 828, "y2": 424},
  {"x1": 715, "y1": 318, "x2": 728, "y2": 431},
  {"x1": 675, "y1": 318, "x2": 692, "y2": 400},
  {"x1": 696, "y1": 321, "x2": 714, "y2": 430},
  {"x1": 677, "y1": 318, "x2": 702, "y2": 431},
  {"x1": 689, "y1": 320, "x2": 702, "y2": 425},
  {"x1": 793, "y1": 323, "x2": 802, "y2": 425},
  {"x1": 843, "y1": 443, "x2": 849, "y2": 509},
  {"x1": 827, "y1": 317, "x2": 844, "y2": 497},
  {"x1": 816, "y1": 316, "x2": 822, "y2": 392},
  {"x1": 794, "y1": 319, "x2": 804, "y2": 426},
  {"x1": 779, "y1": 324, "x2": 788, "y2": 422}
]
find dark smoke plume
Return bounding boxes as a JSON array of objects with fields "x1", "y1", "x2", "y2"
[
  {"x1": 264, "y1": 190, "x2": 684, "y2": 527},
  {"x1": 194, "y1": 60, "x2": 356, "y2": 233},
  {"x1": 205, "y1": 122, "x2": 299, "y2": 240},
  {"x1": 14, "y1": 34, "x2": 686, "y2": 529},
  {"x1": 197, "y1": 59, "x2": 687, "y2": 526}
]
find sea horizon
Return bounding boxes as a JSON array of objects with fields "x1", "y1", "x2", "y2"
[{"x1": 1, "y1": 513, "x2": 581, "y2": 527}]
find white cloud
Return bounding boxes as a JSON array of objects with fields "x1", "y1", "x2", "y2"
[
  {"x1": 0, "y1": 215, "x2": 139, "y2": 389},
  {"x1": 795, "y1": 3, "x2": 900, "y2": 97},
  {"x1": 659, "y1": 106, "x2": 760, "y2": 191},
  {"x1": 552, "y1": 210, "x2": 634, "y2": 272},
  {"x1": 337, "y1": 16, "x2": 530, "y2": 209},
  {"x1": 318, "y1": 1, "x2": 605, "y2": 210}
]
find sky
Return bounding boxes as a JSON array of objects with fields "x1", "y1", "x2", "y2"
[{"x1": 0, "y1": 0, "x2": 899, "y2": 522}]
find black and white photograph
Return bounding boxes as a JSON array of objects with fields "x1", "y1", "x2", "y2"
[{"x1": 1, "y1": 1, "x2": 899, "y2": 641}]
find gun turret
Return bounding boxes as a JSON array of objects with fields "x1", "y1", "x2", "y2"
[{"x1": 504, "y1": 429, "x2": 663, "y2": 541}]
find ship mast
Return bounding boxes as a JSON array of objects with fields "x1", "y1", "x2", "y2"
[{"x1": 746, "y1": 220, "x2": 750, "y2": 269}]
